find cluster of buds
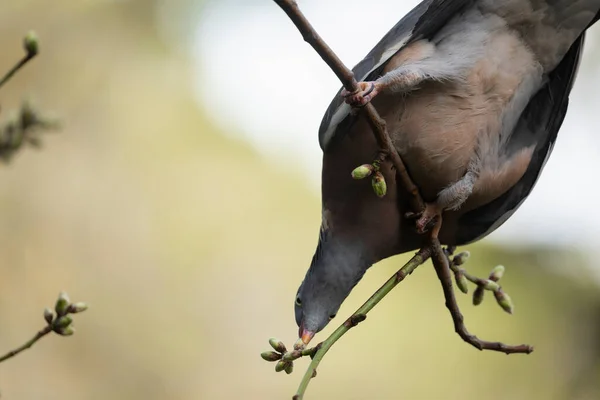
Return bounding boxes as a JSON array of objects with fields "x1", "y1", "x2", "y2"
[
  {"x1": 450, "y1": 251, "x2": 514, "y2": 314},
  {"x1": 43, "y1": 291, "x2": 88, "y2": 336},
  {"x1": 0, "y1": 100, "x2": 60, "y2": 162},
  {"x1": 0, "y1": 31, "x2": 60, "y2": 163},
  {"x1": 351, "y1": 160, "x2": 387, "y2": 198},
  {"x1": 261, "y1": 338, "x2": 315, "y2": 375}
]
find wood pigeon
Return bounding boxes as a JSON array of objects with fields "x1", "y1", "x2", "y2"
[{"x1": 294, "y1": 0, "x2": 600, "y2": 345}]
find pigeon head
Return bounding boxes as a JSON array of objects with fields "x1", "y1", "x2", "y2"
[
  {"x1": 294, "y1": 231, "x2": 370, "y2": 344},
  {"x1": 294, "y1": 129, "x2": 421, "y2": 345}
]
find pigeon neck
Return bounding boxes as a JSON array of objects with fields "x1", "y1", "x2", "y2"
[{"x1": 308, "y1": 227, "x2": 375, "y2": 293}]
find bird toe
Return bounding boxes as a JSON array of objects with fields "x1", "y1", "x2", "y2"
[
  {"x1": 414, "y1": 203, "x2": 443, "y2": 234},
  {"x1": 341, "y1": 81, "x2": 378, "y2": 107}
]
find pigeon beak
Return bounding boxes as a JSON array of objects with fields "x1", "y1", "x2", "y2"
[
  {"x1": 298, "y1": 321, "x2": 315, "y2": 345},
  {"x1": 301, "y1": 329, "x2": 315, "y2": 345}
]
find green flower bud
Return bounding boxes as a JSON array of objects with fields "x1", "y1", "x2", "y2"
[
  {"x1": 293, "y1": 338, "x2": 305, "y2": 351},
  {"x1": 454, "y1": 272, "x2": 469, "y2": 294},
  {"x1": 482, "y1": 280, "x2": 500, "y2": 292},
  {"x1": 351, "y1": 164, "x2": 374, "y2": 180},
  {"x1": 67, "y1": 302, "x2": 89, "y2": 314},
  {"x1": 54, "y1": 291, "x2": 70, "y2": 316},
  {"x1": 43, "y1": 308, "x2": 54, "y2": 324},
  {"x1": 268, "y1": 338, "x2": 286, "y2": 353},
  {"x1": 261, "y1": 351, "x2": 282, "y2": 362},
  {"x1": 53, "y1": 315, "x2": 73, "y2": 331},
  {"x1": 473, "y1": 286, "x2": 485, "y2": 306},
  {"x1": 58, "y1": 326, "x2": 75, "y2": 336},
  {"x1": 285, "y1": 362, "x2": 294, "y2": 375},
  {"x1": 282, "y1": 350, "x2": 302, "y2": 362},
  {"x1": 494, "y1": 291, "x2": 514, "y2": 314},
  {"x1": 489, "y1": 265, "x2": 505, "y2": 282},
  {"x1": 452, "y1": 251, "x2": 470, "y2": 266},
  {"x1": 23, "y1": 31, "x2": 39, "y2": 57},
  {"x1": 371, "y1": 172, "x2": 387, "y2": 198},
  {"x1": 275, "y1": 360, "x2": 287, "y2": 373}
]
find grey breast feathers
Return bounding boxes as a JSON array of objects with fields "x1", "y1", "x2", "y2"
[{"x1": 454, "y1": 32, "x2": 587, "y2": 245}]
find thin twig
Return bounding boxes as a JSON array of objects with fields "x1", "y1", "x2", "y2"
[
  {"x1": 293, "y1": 249, "x2": 431, "y2": 400},
  {"x1": 273, "y1": 0, "x2": 425, "y2": 213},
  {"x1": 0, "y1": 326, "x2": 52, "y2": 363},
  {"x1": 455, "y1": 266, "x2": 489, "y2": 287},
  {"x1": 0, "y1": 54, "x2": 36, "y2": 90},
  {"x1": 430, "y1": 239, "x2": 534, "y2": 354}
]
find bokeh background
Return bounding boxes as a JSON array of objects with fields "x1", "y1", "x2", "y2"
[{"x1": 1, "y1": 0, "x2": 599, "y2": 399}]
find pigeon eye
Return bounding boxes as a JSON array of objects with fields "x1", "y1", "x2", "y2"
[
  {"x1": 295, "y1": 297, "x2": 302, "y2": 306},
  {"x1": 329, "y1": 313, "x2": 336, "y2": 320}
]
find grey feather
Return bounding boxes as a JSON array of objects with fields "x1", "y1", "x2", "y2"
[{"x1": 455, "y1": 32, "x2": 587, "y2": 244}]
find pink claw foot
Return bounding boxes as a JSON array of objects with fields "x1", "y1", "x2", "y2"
[
  {"x1": 341, "y1": 81, "x2": 380, "y2": 107},
  {"x1": 406, "y1": 203, "x2": 443, "y2": 235}
]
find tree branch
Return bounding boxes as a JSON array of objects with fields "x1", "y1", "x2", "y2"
[
  {"x1": 430, "y1": 239, "x2": 534, "y2": 354},
  {"x1": 0, "y1": 326, "x2": 52, "y2": 363}
]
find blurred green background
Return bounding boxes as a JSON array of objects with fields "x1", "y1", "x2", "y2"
[{"x1": 1, "y1": 1, "x2": 599, "y2": 399}]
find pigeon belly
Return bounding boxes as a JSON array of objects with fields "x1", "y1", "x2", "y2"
[{"x1": 378, "y1": 11, "x2": 543, "y2": 203}]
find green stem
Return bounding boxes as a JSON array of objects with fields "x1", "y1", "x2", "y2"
[
  {"x1": 449, "y1": 263, "x2": 487, "y2": 287},
  {"x1": 0, "y1": 325, "x2": 52, "y2": 363},
  {"x1": 293, "y1": 249, "x2": 431, "y2": 400},
  {"x1": 0, "y1": 54, "x2": 36, "y2": 90}
]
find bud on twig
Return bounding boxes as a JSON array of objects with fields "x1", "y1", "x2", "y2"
[
  {"x1": 58, "y1": 326, "x2": 75, "y2": 336},
  {"x1": 54, "y1": 291, "x2": 70, "y2": 316},
  {"x1": 261, "y1": 351, "x2": 282, "y2": 362},
  {"x1": 494, "y1": 290, "x2": 514, "y2": 314},
  {"x1": 489, "y1": 265, "x2": 505, "y2": 282},
  {"x1": 23, "y1": 31, "x2": 39, "y2": 57},
  {"x1": 452, "y1": 251, "x2": 470, "y2": 266},
  {"x1": 269, "y1": 338, "x2": 287, "y2": 353},
  {"x1": 454, "y1": 271, "x2": 469, "y2": 294},
  {"x1": 282, "y1": 350, "x2": 302, "y2": 362},
  {"x1": 482, "y1": 280, "x2": 500, "y2": 292},
  {"x1": 473, "y1": 286, "x2": 485, "y2": 306},
  {"x1": 293, "y1": 338, "x2": 305, "y2": 351},
  {"x1": 52, "y1": 315, "x2": 73, "y2": 331},
  {"x1": 371, "y1": 171, "x2": 387, "y2": 197},
  {"x1": 43, "y1": 308, "x2": 54, "y2": 324},
  {"x1": 275, "y1": 360, "x2": 287, "y2": 373},
  {"x1": 351, "y1": 164, "x2": 374, "y2": 180},
  {"x1": 285, "y1": 362, "x2": 294, "y2": 375},
  {"x1": 67, "y1": 302, "x2": 89, "y2": 314}
]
